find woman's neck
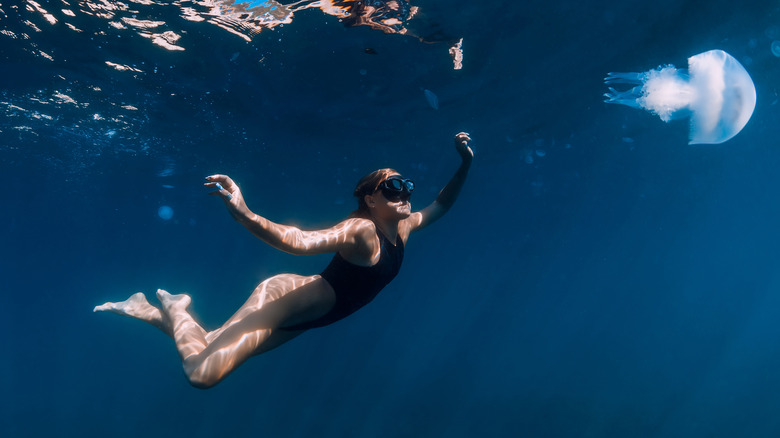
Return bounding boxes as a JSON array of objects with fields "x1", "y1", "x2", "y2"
[{"x1": 372, "y1": 217, "x2": 399, "y2": 244}]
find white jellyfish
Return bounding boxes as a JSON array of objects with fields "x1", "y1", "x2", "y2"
[{"x1": 604, "y1": 50, "x2": 756, "y2": 144}]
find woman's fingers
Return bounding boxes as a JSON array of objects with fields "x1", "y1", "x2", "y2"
[
  {"x1": 454, "y1": 133, "x2": 470, "y2": 146},
  {"x1": 204, "y1": 183, "x2": 232, "y2": 200},
  {"x1": 204, "y1": 175, "x2": 236, "y2": 200},
  {"x1": 454, "y1": 132, "x2": 474, "y2": 159},
  {"x1": 454, "y1": 132, "x2": 471, "y2": 147},
  {"x1": 205, "y1": 174, "x2": 235, "y2": 187}
]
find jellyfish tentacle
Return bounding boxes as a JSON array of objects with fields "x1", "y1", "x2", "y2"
[
  {"x1": 603, "y1": 72, "x2": 646, "y2": 107},
  {"x1": 604, "y1": 72, "x2": 645, "y2": 85},
  {"x1": 603, "y1": 86, "x2": 643, "y2": 108}
]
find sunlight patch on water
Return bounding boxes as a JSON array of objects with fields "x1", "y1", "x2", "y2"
[
  {"x1": 1, "y1": 0, "x2": 466, "y2": 169},
  {"x1": 121, "y1": 17, "x2": 166, "y2": 29},
  {"x1": 0, "y1": 86, "x2": 151, "y2": 167},
  {"x1": 17, "y1": 1, "x2": 446, "y2": 52},
  {"x1": 9, "y1": 0, "x2": 464, "y2": 72},
  {"x1": 149, "y1": 30, "x2": 185, "y2": 51},
  {"x1": 105, "y1": 61, "x2": 144, "y2": 73},
  {"x1": 26, "y1": 0, "x2": 57, "y2": 25}
]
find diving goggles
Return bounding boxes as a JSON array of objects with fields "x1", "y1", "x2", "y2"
[{"x1": 378, "y1": 176, "x2": 415, "y2": 201}]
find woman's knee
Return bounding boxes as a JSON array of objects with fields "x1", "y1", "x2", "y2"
[
  {"x1": 183, "y1": 355, "x2": 223, "y2": 389},
  {"x1": 187, "y1": 374, "x2": 217, "y2": 389}
]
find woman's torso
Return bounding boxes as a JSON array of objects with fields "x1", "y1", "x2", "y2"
[{"x1": 281, "y1": 226, "x2": 404, "y2": 330}]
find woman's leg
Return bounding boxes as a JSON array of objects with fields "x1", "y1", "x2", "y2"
[
  {"x1": 158, "y1": 274, "x2": 335, "y2": 388},
  {"x1": 95, "y1": 274, "x2": 335, "y2": 388},
  {"x1": 156, "y1": 290, "x2": 208, "y2": 361},
  {"x1": 93, "y1": 274, "x2": 325, "y2": 338}
]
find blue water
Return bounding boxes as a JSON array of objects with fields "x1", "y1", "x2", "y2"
[{"x1": 4, "y1": 0, "x2": 780, "y2": 436}]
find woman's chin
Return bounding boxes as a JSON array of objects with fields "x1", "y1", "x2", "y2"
[{"x1": 397, "y1": 206, "x2": 412, "y2": 218}]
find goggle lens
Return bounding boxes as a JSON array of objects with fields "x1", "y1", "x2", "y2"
[{"x1": 379, "y1": 177, "x2": 414, "y2": 201}]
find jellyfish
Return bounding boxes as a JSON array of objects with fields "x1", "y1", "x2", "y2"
[{"x1": 604, "y1": 50, "x2": 756, "y2": 144}]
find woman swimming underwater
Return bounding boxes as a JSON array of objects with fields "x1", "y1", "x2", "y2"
[{"x1": 95, "y1": 132, "x2": 473, "y2": 388}]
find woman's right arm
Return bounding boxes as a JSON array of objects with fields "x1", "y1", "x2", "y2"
[
  {"x1": 204, "y1": 174, "x2": 373, "y2": 256},
  {"x1": 405, "y1": 132, "x2": 473, "y2": 233}
]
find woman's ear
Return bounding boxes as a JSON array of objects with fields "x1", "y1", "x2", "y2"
[{"x1": 364, "y1": 194, "x2": 376, "y2": 209}]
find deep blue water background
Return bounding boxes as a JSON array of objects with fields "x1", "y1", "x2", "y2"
[{"x1": 4, "y1": 0, "x2": 780, "y2": 436}]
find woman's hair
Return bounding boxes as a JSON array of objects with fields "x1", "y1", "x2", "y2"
[{"x1": 349, "y1": 168, "x2": 399, "y2": 219}]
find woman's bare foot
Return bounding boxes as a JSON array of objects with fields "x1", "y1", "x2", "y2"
[
  {"x1": 156, "y1": 289, "x2": 192, "y2": 313},
  {"x1": 94, "y1": 292, "x2": 168, "y2": 334},
  {"x1": 94, "y1": 292, "x2": 156, "y2": 317},
  {"x1": 156, "y1": 289, "x2": 208, "y2": 361}
]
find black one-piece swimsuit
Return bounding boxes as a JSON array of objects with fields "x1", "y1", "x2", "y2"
[{"x1": 281, "y1": 228, "x2": 404, "y2": 330}]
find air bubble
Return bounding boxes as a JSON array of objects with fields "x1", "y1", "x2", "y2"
[
  {"x1": 771, "y1": 40, "x2": 780, "y2": 57},
  {"x1": 158, "y1": 205, "x2": 174, "y2": 220}
]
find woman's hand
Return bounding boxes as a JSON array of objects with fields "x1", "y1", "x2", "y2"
[
  {"x1": 204, "y1": 174, "x2": 251, "y2": 222},
  {"x1": 454, "y1": 132, "x2": 474, "y2": 163}
]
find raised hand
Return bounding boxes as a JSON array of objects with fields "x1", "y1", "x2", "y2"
[
  {"x1": 204, "y1": 174, "x2": 251, "y2": 221},
  {"x1": 454, "y1": 132, "x2": 473, "y2": 162}
]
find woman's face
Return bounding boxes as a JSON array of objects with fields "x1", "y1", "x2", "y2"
[{"x1": 368, "y1": 174, "x2": 412, "y2": 220}]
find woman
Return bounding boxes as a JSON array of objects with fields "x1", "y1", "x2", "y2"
[{"x1": 95, "y1": 132, "x2": 473, "y2": 388}]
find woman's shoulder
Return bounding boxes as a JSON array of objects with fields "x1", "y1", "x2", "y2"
[
  {"x1": 338, "y1": 217, "x2": 374, "y2": 228},
  {"x1": 334, "y1": 217, "x2": 376, "y2": 240},
  {"x1": 333, "y1": 217, "x2": 379, "y2": 260}
]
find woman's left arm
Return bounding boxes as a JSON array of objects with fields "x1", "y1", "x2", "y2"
[
  {"x1": 407, "y1": 132, "x2": 473, "y2": 232},
  {"x1": 204, "y1": 174, "x2": 371, "y2": 256}
]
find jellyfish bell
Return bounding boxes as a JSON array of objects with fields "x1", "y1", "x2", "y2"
[
  {"x1": 687, "y1": 50, "x2": 757, "y2": 144},
  {"x1": 604, "y1": 50, "x2": 756, "y2": 144}
]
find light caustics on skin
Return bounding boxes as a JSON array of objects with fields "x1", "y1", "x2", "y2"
[
  {"x1": 94, "y1": 218, "x2": 362, "y2": 387},
  {"x1": 95, "y1": 276, "x2": 314, "y2": 387},
  {"x1": 604, "y1": 50, "x2": 757, "y2": 145}
]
